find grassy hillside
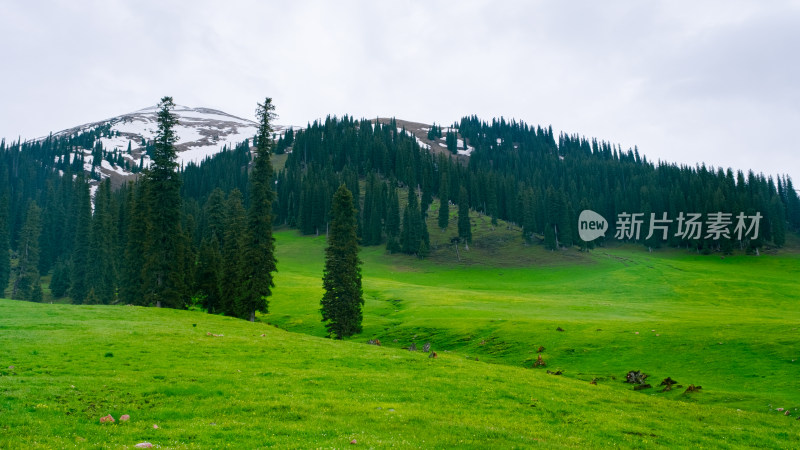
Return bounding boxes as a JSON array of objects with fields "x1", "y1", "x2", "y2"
[
  {"x1": 1, "y1": 299, "x2": 797, "y2": 448},
  {"x1": 267, "y1": 223, "x2": 800, "y2": 420},
  {"x1": 3, "y1": 201, "x2": 798, "y2": 447}
]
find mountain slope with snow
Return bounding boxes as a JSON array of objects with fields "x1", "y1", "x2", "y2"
[
  {"x1": 47, "y1": 105, "x2": 297, "y2": 186},
  {"x1": 36, "y1": 107, "x2": 480, "y2": 192}
]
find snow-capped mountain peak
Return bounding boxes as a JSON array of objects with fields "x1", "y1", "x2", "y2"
[{"x1": 47, "y1": 105, "x2": 294, "y2": 187}]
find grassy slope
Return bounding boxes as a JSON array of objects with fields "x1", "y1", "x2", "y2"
[
  {"x1": 267, "y1": 209, "x2": 800, "y2": 420},
  {"x1": 1, "y1": 299, "x2": 797, "y2": 448},
  {"x1": 3, "y1": 199, "x2": 798, "y2": 447}
]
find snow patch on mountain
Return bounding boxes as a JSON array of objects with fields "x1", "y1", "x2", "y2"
[
  {"x1": 45, "y1": 105, "x2": 301, "y2": 190},
  {"x1": 397, "y1": 127, "x2": 430, "y2": 150}
]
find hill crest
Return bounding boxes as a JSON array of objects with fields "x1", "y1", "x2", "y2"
[{"x1": 38, "y1": 105, "x2": 299, "y2": 187}]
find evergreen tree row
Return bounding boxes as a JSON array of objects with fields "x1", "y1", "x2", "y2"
[
  {"x1": 2, "y1": 109, "x2": 799, "y2": 303},
  {"x1": 268, "y1": 115, "x2": 798, "y2": 255},
  {"x1": 0, "y1": 98, "x2": 279, "y2": 319}
]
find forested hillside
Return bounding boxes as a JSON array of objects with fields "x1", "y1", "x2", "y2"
[
  {"x1": 273, "y1": 115, "x2": 799, "y2": 252},
  {"x1": 2, "y1": 110, "x2": 798, "y2": 308}
]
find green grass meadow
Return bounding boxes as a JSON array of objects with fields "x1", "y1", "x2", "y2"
[
  {"x1": 269, "y1": 221, "x2": 800, "y2": 415},
  {"x1": 1, "y1": 299, "x2": 798, "y2": 448},
  {"x1": 2, "y1": 211, "x2": 799, "y2": 447}
]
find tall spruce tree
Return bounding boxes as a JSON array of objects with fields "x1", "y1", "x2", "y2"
[
  {"x1": 419, "y1": 215, "x2": 430, "y2": 258},
  {"x1": 0, "y1": 190, "x2": 9, "y2": 296},
  {"x1": 320, "y1": 184, "x2": 363, "y2": 339},
  {"x1": 445, "y1": 130, "x2": 458, "y2": 154},
  {"x1": 487, "y1": 175, "x2": 498, "y2": 226},
  {"x1": 438, "y1": 172, "x2": 450, "y2": 230},
  {"x1": 770, "y1": 195, "x2": 786, "y2": 247},
  {"x1": 70, "y1": 178, "x2": 91, "y2": 303},
  {"x1": 120, "y1": 182, "x2": 146, "y2": 305},
  {"x1": 49, "y1": 260, "x2": 70, "y2": 298},
  {"x1": 544, "y1": 187, "x2": 562, "y2": 250},
  {"x1": 361, "y1": 173, "x2": 383, "y2": 246},
  {"x1": 13, "y1": 202, "x2": 42, "y2": 301},
  {"x1": 195, "y1": 235, "x2": 222, "y2": 313},
  {"x1": 457, "y1": 186, "x2": 472, "y2": 248},
  {"x1": 421, "y1": 159, "x2": 434, "y2": 215},
  {"x1": 784, "y1": 177, "x2": 800, "y2": 230},
  {"x1": 39, "y1": 180, "x2": 62, "y2": 274},
  {"x1": 220, "y1": 189, "x2": 247, "y2": 317},
  {"x1": 385, "y1": 184, "x2": 401, "y2": 253},
  {"x1": 401, "y1": 188, "x2": 422, "y2": 254},
  {"x1": 522, "y1": 188, "x2": 537, "y2": 242},
  {"x1": 88, "y1": 179, "x2": 116, "y2": 304},
  {"x1": 203, "y1": 187, "x2": 227, "y2": 244},
  {"x1": 141, "y1": 96, "x2": 186, "y2": 308},
  {"x1": 239, "y1": 97, "x2": 279, "y2": 321}
]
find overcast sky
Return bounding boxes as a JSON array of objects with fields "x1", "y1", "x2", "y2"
[{"x1": 2, "y1": 0, "x2": 798, "y2": 181}]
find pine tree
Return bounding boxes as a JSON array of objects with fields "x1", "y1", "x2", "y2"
[
  {"x1": 785, "y1": 177, "x2": 800, "y2": 230},
  {"x1": 85, "y1": 288, "x2": 99, "y2": 305},
  {"x1": 544, "y1": 187, "x2": 562, "y2": 250},
  {"x1": 220, "y1": 189, "x2": 247, "y2": 317},
  {"x1": 385, "y1": 184, "x2": 401, "y2": 253},
  {"x1": 560, "y1": 199, "x2": 574, "y2": 248},
  {"x1": 203, "y1": 188, "x2": 227, "y2": 244},
  {"x1": 401, "y1": 206, "x2": 413, "y2": 253},
  {"x1": 320, "y1": 184, "x2": 363, "y2": 339},
  {"x1": 438, "y1": 172, "x2": 450, "y2": 230},
  {"x1": 427, "y1": 123, "x2": 442, "y2": 140},
  {"x1": 0, "y1": 190, "x2": 9, "y2": 296},
  {"x1": 421, "y1": 159, "x2": 434, "y2": 215},
  {"x1": 401, "y1": 188, "x2": 422, "y2": 254},
  {"x1": 770, "y1": 195, "x2": 786, "y2": 247},
  {"x1": 361, "y1": 173, "x2": 384, "y2": 246},
  {"x1": 446, "y1": 131, "x2": 458, "y2": 154},
  {"x1": 487, "y1": 175, "x2": 498, "y2": 227},
  {"x1": 178, "y1": 217, "x2": 195, "y2": 295},
  {"x1": 38, "y1": 181, "x2": 62, "y2": 274},
  {"x1": 30, "y1": 282, "x2": 43, "y2": 302},
  {"x1": 120, "y1": 182, "x2": 146, "y2": 305},
  {"x1": 70, "y1": 179, "x2": 91, "y2": 304},
  {"x1": 239, "y1": 97, "x2": 279, "y2": 322},
  {"x1": 298, "y1": 181, "x2": 312, "y2": 235},
  {"x1": 418, "y1": 216, "x2": 430, "y2": 258},
  {"x1": 49, "y1": 260, "x2": 70, "y2": 298},
  {"x1": 457, "y1": 186, "x2": 472, "y2": 248},
  {"x1": 196, "y1": 236, "x2": 222, "y2": 313},
  {"x1": 544, "y1": 220, "x2": 557, "y2": 250},
  {"x1": 362, "y1": 174, "x2": 375, "y2": 245},
  {"x1": 522, "y1": 188, "x2": 536, "y2": 242},
  {"x1": 13, "y1": 202, "x2": 42, "y2": 301},
  {"x1": 141, "y1": 96, "x2": 186, "y2": 308},
  {"x1": 368, "y1": 196, "x2": 382, "y2": 245},
  {"x1": 88, "y1": 179, "x2": 116, "y2": 304}
]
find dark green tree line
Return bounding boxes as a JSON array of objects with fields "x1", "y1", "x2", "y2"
[{"x1": 1, "y1": 104, "x2": 798, "y2": 309}]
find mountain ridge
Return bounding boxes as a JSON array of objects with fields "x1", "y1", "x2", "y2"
[
  {"x1": 29, "y1": 107, "x2": 476, "y2": 191},
  {"x1": 32, "y1": 105, "x2": 297, "y2": 188}
]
